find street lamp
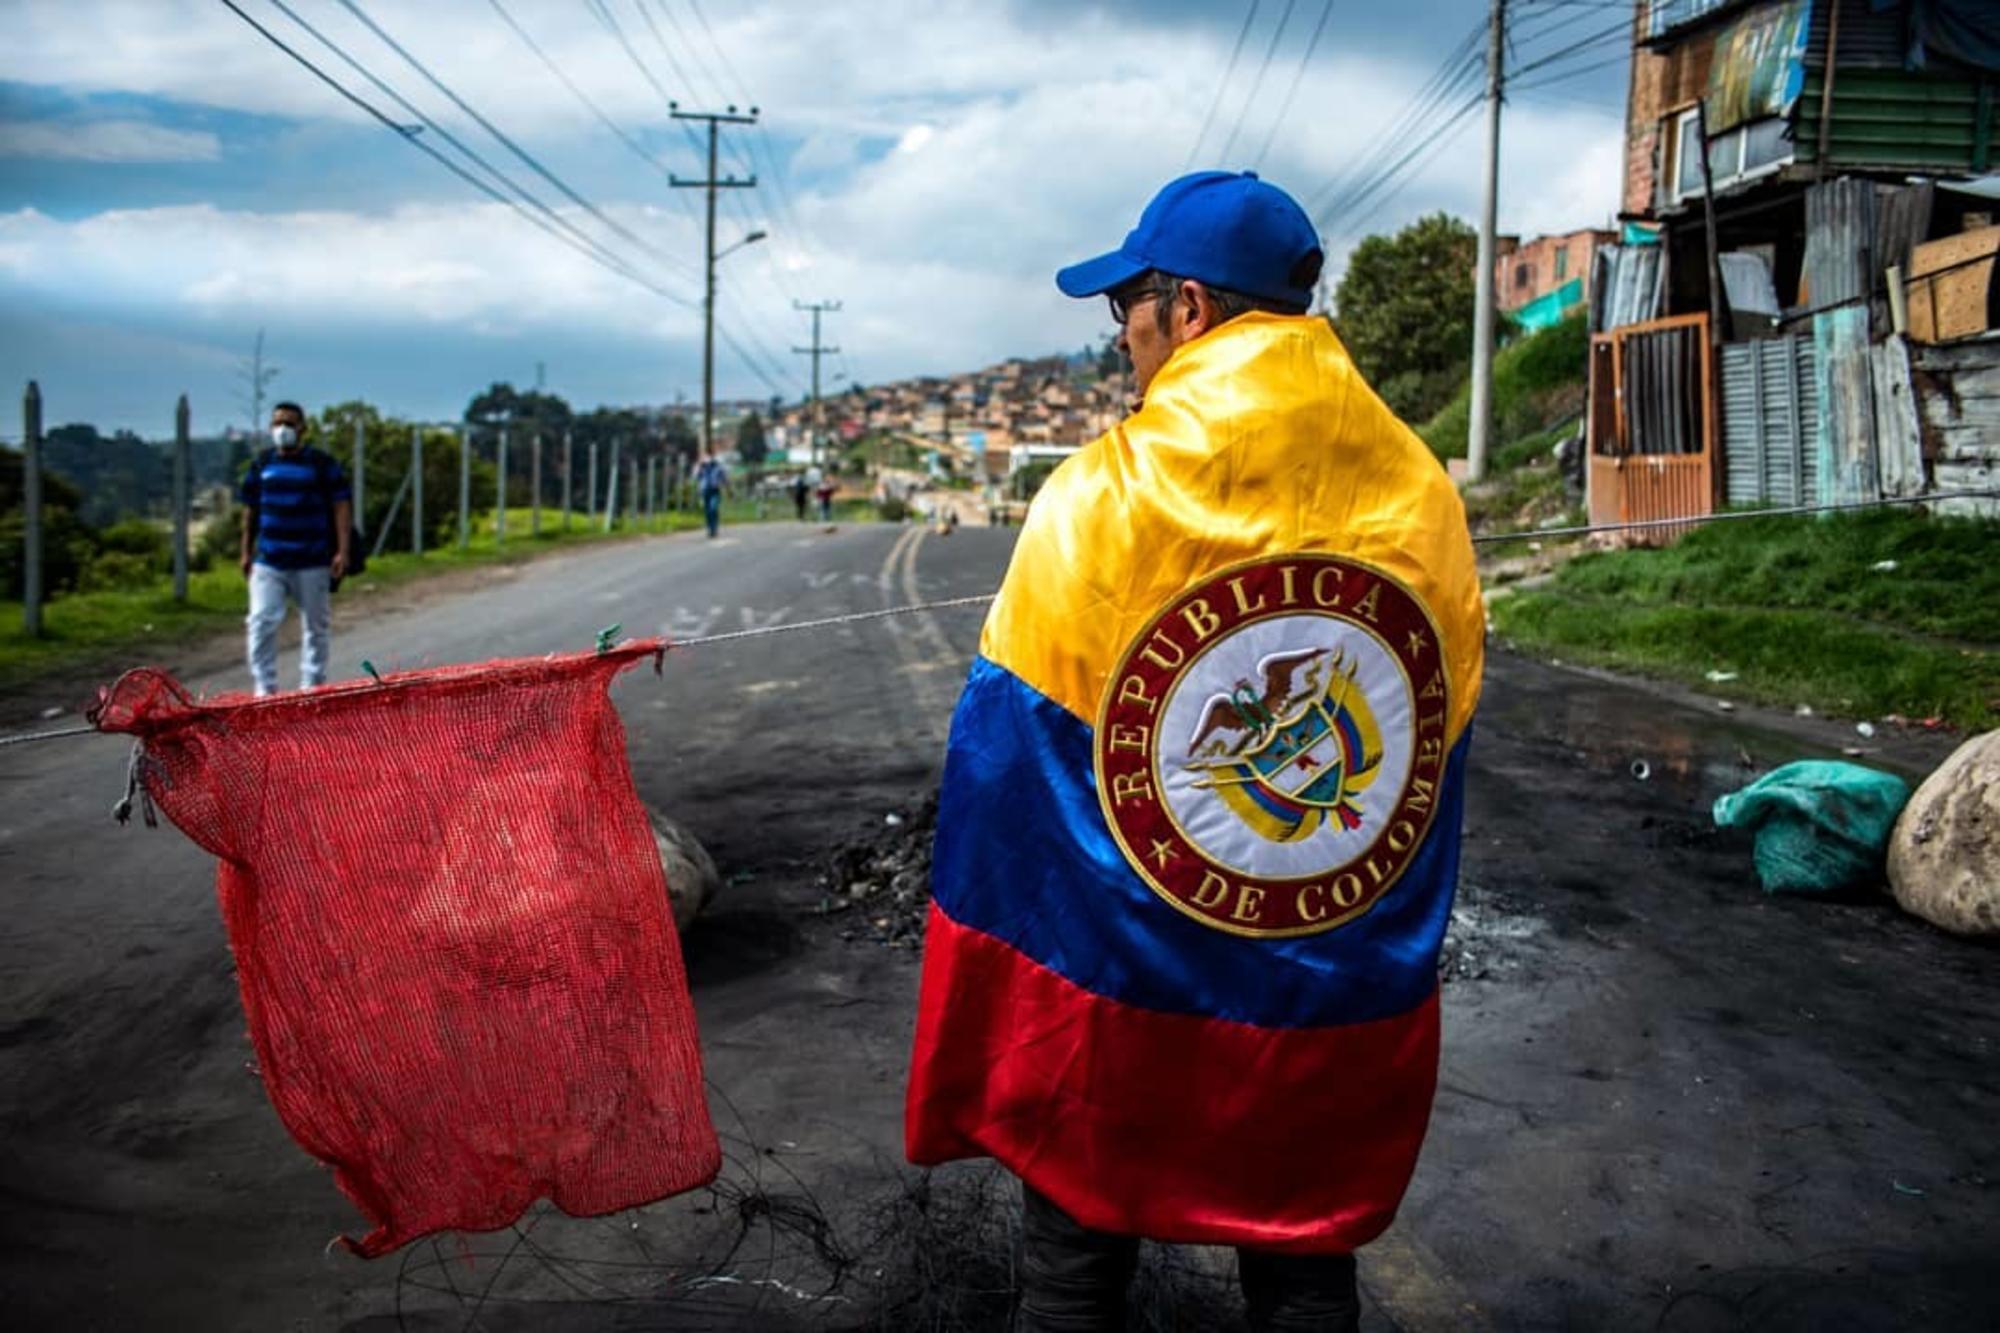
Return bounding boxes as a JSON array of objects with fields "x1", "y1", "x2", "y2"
[{"x1": 703, "y1": 228, "x2": 768, "y2": 461}]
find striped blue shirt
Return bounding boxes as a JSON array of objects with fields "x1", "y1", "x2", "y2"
[{"x1": 240, "y1": 447, "x2": 350, "y2": 570}]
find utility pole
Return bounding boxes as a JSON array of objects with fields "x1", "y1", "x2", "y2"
[
  {"x1": 23, "y1": 381, "x2": 43, "y2": 637},
  {"x1": 793, "y1": 300, "x2": 842, "y2": 467},
  {"x1": 561, "y1": 429, "x2": 573, "y2": 531},
  {"x1": 411, "y1": 424, "x2": 425, "y2": 557},
  {"x1": 239, "y1": 328, "x2": 280, "y2": 435},
  {"x1": 670, "y1": 105, "x2": 759, "y2": 458},
  {"x1": 497, "y1": 424, "x2": 509, "y2": 547},
  {"x1": 531, "y1": 430, "x2": 542, "y2": 537},
  {"x1": 352, "y1": 415, "x2": 366, "y2": 547},
  {"x1": 172, "y1": 395, "x2": 190, "y2": 602},
  {"x1": 459, "y1": 423, "x2": 472, "y2": 550},
  {"x1": 1467, "y1": 0, "x2": 1507, "y2": 484}
]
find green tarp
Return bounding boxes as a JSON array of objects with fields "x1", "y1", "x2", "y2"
[{"x1": 1510, "y1": 278, "x2": 1584, "y2": 333}]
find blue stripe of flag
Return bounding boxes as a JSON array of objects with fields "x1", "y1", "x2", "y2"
[{"x1": 930, "y1": 656, "x2": 1470, "y2": 1031}]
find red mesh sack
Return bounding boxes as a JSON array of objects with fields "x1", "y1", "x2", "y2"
[{"x1": 91, "y1": 643, "x2": 719, "y2": 1256}]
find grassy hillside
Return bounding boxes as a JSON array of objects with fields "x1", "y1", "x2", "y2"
[
  {"x1": 1419, "y1": 313, "x2": 1588, "y2": 460},
  {"x1": 1489, "y1": 509, "x2": 2000, "y2": 730}
]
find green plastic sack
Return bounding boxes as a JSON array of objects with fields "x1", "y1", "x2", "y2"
[{"x1": 1712, "y1": 760, "x2": 1912, "y2": 895}]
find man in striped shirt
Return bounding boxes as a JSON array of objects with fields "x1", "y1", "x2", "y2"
[{"x1": 239, "y1": 401, "x2": 353, "y2": 696}]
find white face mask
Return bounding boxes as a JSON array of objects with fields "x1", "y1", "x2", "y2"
[{"x1": 271, "y1": 424, "x2": 300, "y2": 450}]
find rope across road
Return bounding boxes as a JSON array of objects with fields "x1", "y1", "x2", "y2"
[{"x1": 1, "y1": 488, "x2": 1992, "y2": 751}]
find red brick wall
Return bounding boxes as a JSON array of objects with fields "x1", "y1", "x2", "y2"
[
  {"x1": 1623, "y1": 27, "x2": 1718, "y2": 215},
  {"x1": 1495, "y1": 231, "x2": 1617, "y2": 312}
]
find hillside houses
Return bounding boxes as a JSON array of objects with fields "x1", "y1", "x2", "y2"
[{"x1": 770, "y1": 352, "x2": 1129, "y2": 482}]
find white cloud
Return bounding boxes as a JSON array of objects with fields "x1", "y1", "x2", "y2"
[
  {"x1": 0, "y1": 118, "x2": 221, "y2": 163},
  {"x1": 0, "y1": 0, "x2": 1628, "y2": 411}
]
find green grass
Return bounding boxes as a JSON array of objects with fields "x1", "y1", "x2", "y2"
[
  {"x1": 1489, "y1": 509, "x2": 2000, "y2": 730},
  {"x1": 1420, "y1": 313, "x2": 1587, "y2": 460},
  {"x1": 0, "y1": 498, "x2": 880, "y2": 695}
]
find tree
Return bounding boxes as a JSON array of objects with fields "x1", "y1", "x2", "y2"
[
  {"x1": 735, "y1": 410, "x2": 768, "y2": 465},
  {"x1": 1332, "y1": 212, "x2": 1478, "y2": 424}
]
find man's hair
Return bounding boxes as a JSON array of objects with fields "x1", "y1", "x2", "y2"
[
  {"x1": 271, "y1": 401, "x2": 307, "y2": 421},
  {"x1": 1144, "y1": 270, "x2": 1309, "y2": 335}
]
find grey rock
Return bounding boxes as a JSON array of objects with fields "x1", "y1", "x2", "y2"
[
  {"x1": 1888, "y1": 730, "x2": 1999, "y2": 937},
  {"x1": 651, "y1": 810, "x2": 722, "y2": 933}
]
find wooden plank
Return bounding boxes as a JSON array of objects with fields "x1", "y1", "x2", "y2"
[
  {"x1": 1906, "y1": 226, "x2": 1999, "y2": 344},
  {"x1": 1812, "y1": 306, "x2": 1881, "y2": 504},
  {"x1": 1871, "y1": 335, "x2": 1925, "y2": 496}
]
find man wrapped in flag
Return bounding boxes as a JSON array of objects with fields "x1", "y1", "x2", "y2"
[{"x1": 906, "y1": 171, "x2": 1485, "y2": 1330}]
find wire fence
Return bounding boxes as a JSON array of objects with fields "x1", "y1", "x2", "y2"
[{"x1": 3, "y1": 488, "x2": 1992, "y2": 752}]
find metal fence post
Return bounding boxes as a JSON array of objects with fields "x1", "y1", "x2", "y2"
[
  {"x1": 352, "y1": 414, "x2": 366, "y2": 545},
  {"x1": 172, "y1": 394, "x2": 190, "y2": 601},
  {"x1": 603, "y1": 436, "x2": 622, "y2": 533},
  {"x1": 561, "y1": 429, "x2": 573, "y2": 532},
  {"x1": 458, "y1": 424, "x2": 470, "y2": 550},
  {"x1": 23, "y1": 381, "x2": 43, "y2": 637},
  {"x1": 411, "y1": 423, "x2": 424, "y2": 557},
  {"x1": 531, "y1": 431, "x2": 542, "y2": 537},
  {"x1": 497, "y1": 424, "x2": 509, "y2": 547}
]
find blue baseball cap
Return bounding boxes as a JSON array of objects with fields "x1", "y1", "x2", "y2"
[{"x1": 1055, "y1": 171, "x2": 1323, "y2": 311}]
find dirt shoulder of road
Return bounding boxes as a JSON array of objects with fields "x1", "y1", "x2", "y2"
[{"x1": 0, "y1": 532, "x2": 653, "y2": 728}]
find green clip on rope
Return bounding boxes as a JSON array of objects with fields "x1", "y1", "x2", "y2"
[{"x1": 595, "y1": 624, "x2": 622, "y2": 655}]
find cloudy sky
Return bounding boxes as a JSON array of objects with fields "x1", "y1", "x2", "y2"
[{"x1": 0, "y1": 0, "x2": 1631, "y2": 436}]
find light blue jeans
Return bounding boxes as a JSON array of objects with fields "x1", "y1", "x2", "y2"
[{"x1": 247, "y1": 562, "x2": 332, "y2": 696}]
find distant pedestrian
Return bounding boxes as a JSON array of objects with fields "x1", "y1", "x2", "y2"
[
  {"x1": 240, "y1": 401, "x2": 353, "y2": 696},
  {"x1": 791, "y1": 471, "x2": 810, "y2": 521},
  {"x1": 814, "y1": 470, "x2": 838, "y2": 523},
  {"x1": 695, "y1": 451, "x2": 727, "y2": 538}
]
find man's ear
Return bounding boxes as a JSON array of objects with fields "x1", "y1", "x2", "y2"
[{"x1": 1175, "y1": 279, "x2": 1213, "y2": 340}]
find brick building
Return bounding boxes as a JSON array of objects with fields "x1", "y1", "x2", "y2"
[{"x1": 1495, "y1": 228, "x2": 1617, "y2": 321}]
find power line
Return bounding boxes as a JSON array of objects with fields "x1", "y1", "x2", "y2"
[
  {"x1": 262, "y1": 0, "x2": 677, "y2": 297},
  {"x1": 1251, "y1": 0, "x2": 1337, "y2": 172},
  {"x1": 1218, "y1": 0, "x2": 1297, "y2": 165},
  {"x1": 483, "y1": 0, "x2": 700, "y2": 281},
  {"x1": 1512, "y1": 50, "x2": 1630, "y2": 94},
  {"x1": 1304, "y1": 18, "x2": 1484, "y2": 212},
  {"x1": 219, "y1": 0, "x2": 690, "y2": 306},
  {"x1": 1318, "y1": 92, "x2": 1483, "y2": 239},
  {"x1": 1321, "y1": 97, "x2": 1483, "y2": 244},
  {"x1": 1184, "y1": 0, "x2": 1262, "y2": 170},
  {"x1": 335, "y1": 0, "x2": 689, "y2": 276},
  {"x1": 632, "y1": 0, "x2": 720, "y2": 108},
  {"x1": 585, "y1": 0, "x2": 706, "y2": 156}
]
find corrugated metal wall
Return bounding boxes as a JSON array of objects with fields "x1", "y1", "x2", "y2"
[
  {"x1": 1721, "y1": 337, "x2": 1819, "y2": 505},
  {"x1": 1795, "y1": 0, "x2": 1992, "y2": 173}
]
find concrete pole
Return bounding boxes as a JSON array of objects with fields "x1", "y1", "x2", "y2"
[
  {"x1": 496, "y1": 424, "x2": 509, "y2": 546},
  {"x1": 1467, "y1": 0, "x2": 1506, "y2": 484},
  {"x1": 352, "y1": 414, "x2": 366, "y2": 544},
  {"x1": 172, "y1": 394, "x2": 190, "y2": 602},
  {"x1": 561, "y1": 429, "x2": 573, "y2": 532},
  {"x1": 23, "y1": 381, "x2": 43, "y2": 637},
  {"x1": 702, "y1": 118, "x2": 718, "y2": 458},
  {"x1": 530, "y1": 431, "x2": 542, "y2": 537},
  {"x1": 411, "y1": 423, "x2": 425, "y2": 557},
  {"x1": 603, "y1": 436, "x2": 621, "y2": 533},
  {"x1": 406, "y1": 420, "x2": 422, "y2": 556},
  {"x1": 587, "y1": 439, "x2": 599, "y2": 519},
  {"x1": 458, "y1": 424, "x2": 471, "y2": 550}
]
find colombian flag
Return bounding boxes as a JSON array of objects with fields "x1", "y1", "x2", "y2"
[{"x1": 906, "y1": 311, "x2": 1484, "y2": 1254}]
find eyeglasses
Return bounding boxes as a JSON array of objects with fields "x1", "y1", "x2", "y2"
[{"x1": 1107, "y1": 276, "x2": 1168, "y2": 327}]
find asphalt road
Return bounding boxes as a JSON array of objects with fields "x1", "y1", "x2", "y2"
[{"x1": 0, "y1": 520, "x2": 1993, "y2": 1331}]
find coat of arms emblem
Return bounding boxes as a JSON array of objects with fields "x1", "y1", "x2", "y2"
[{"x1": 1094, "y1": 554, "x2": 1451, "y2": 938}]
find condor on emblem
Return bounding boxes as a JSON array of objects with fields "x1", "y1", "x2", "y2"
[{"x1": 1094, "y1": 554, "x2": 1450, "y2": 938}]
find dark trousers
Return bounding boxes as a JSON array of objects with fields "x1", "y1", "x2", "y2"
[
  {"x1": 701, "y1": 489, "x2": 721, "y2": 537},
  {"x1": 1018, "y1": 1185, "x2": 1359, "y2": 1333}
]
